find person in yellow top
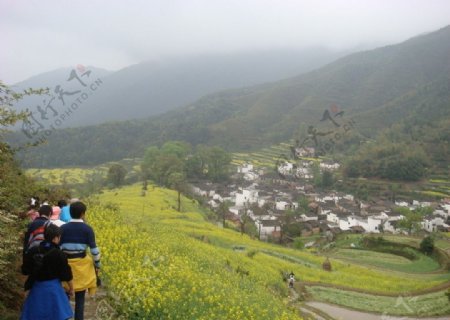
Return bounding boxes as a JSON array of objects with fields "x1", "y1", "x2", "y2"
[{"x1": 60, "y1": 202, "x2": 100, "y2": 320}]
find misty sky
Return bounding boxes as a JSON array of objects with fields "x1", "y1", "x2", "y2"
[{"x1": 2, "y1": 0, "x2": 450, "y2": 84}]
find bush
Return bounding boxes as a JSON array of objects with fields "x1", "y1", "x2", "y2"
[
  {"x1": 293, "y1": 238, "x2": 304, "y2": 250},
  {"x1": 420, "y1": 236, "x2": 434, "y2": 255}
]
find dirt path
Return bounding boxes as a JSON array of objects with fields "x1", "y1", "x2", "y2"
[
  {"x1": 306, "y1": 302, "x2": 450, "y2": 320},
  {"x1": 71, "y1": 286, "x2": 121, "y2": 320}
]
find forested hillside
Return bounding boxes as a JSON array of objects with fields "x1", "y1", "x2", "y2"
[
  {"x1": 12, "y1": 49, "x2": 344, "y2": 128},
  {"x1": 10, "y1": 26, "x2": 450, "y2": 171}
]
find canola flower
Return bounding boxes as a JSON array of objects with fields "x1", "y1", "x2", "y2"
[{"x1": 87, "y1": 184, "x2": 449, "y2": 319}]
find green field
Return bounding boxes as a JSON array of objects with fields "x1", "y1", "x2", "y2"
[
  {"x1": 306, "y1": 286, "x2": 450, "y2": 317},
  {"x1": 331, "y1": 248, "x2": 441, "y2": 273},
  {"x1": 26, "y1": 158, "x2": 142, "y2": 188}
]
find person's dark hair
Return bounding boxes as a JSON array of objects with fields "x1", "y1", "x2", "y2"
[
  {"x1": 57, "y1": 200, "x2": 67, "y2": 208},
  {"x1": 38, "y1": 205, "x2": 53, "y2": 217},
  {"x1": 44, "y1": 223, "x2": 61, "y2": 242},
  {"x1": 70, "y1": 201, "x2": 87, "y2": 219}
]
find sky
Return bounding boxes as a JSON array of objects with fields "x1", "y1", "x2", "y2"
[{"x1": 1, "y1": 0, "x2": 450, "y2": 84}]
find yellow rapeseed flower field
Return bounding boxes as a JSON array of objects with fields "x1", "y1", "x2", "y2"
[{"x1": 87, "y1": 184, "x2": 449, "y2": 319}]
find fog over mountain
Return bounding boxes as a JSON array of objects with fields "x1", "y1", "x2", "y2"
[
  {"x1": 10, "y1": 25, "x2": 450, "y2": 168},
  {"x1": 13, "y1": 48, "x2": 347, "y2": 127},
  {"x1": 3, "y1": 0, "x2": 450, "y2": 84}
]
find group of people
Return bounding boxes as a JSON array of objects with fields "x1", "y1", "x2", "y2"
[{"x1": 21, "y1": 198, "x2": 101, "y2": 320}]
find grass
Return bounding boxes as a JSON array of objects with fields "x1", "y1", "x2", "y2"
[
  {"x1": 331, "y1": 248, "x2": 441, "y2": 273},
  {"x1": 305, "y1": 286, "x2": 450, "y2": 317},
  {"x1": 25, "y1": 158, "x2": 142, "y2": 186}
]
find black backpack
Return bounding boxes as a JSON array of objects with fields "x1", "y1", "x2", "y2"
[{"x1": 31, "y1": 246, "x2": 55, "y2": 276}]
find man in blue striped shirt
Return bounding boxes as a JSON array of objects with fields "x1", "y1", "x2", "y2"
[{"x1": 60, "y1": 201, "x2": 100, "y2": 320}]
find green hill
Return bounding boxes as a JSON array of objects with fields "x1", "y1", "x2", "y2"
[{"x1": 11, "y1": 25, "x2": 450, "y2": 170}]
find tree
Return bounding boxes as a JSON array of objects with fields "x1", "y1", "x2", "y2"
[
  {"x1": 0, "y1": 81, "x2": 47, "y2": 147},
  {"x1": 420, "y1": 236, "x2": 434, "y2": 255},
  {"x1": 311, "y1": 162, "x2": 322, "y2": 187},
  {"x1": 161, "y1": 140, "x2": 191, "y2": 159},
  {"x1": 293, "y1": 237, "x2": 304, "y2": 250},
  {"x1": 168, "y1": 171, "x2": 186, "y2": 212},
  {"x1": 107, "y1": 164, "x2": 127, "y2": 187},
  {"x1": 396, "y1": 207, "x2": 422, "y2": 235},
  {"x1": 141, "y1": 144, "x2": 185, "y2": 187},
  {"x1": 217, "y1": 201, "x2": 230, "y2": 227},
  {"x1": 199, "y1": 146, "x2": 231, "y2": 182},
  {"x1": 0, "y1": 81, "x2": 48, "y2": 316},
  {"x1": 141, "y1": 146, "x2": 160, "y2": 180},
  {"x1": 321, "y1": 170, "x2": 334, "y2": 188},
  {"x1": 297, "y1": 196, "x2": 309, "y2": 214}
]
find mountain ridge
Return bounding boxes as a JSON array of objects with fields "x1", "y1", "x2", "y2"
[{"x1": 10, "y1": 25, "x2": 450, "y2": 168}]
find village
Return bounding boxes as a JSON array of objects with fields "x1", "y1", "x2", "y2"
[{"x1": 191, "y1": 150, "x2": 450, "y2": 243}]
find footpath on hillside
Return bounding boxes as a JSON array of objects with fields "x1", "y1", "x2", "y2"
[
  {"x1": 305, "y1": 301, "x2": 450, "y2": 320},
  {"x1": 289, "y1": 285, "x2": 450, "y2": 320},
  {"x1": 73, "y1": 286, "x2": 122, "y2": 320}
]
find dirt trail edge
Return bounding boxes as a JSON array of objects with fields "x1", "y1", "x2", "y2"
[{"x1": 305, "y1": 302, "x2": 450, "y2": 320}]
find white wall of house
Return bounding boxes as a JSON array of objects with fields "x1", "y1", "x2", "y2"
[
  {"x1": 192, "y1": 186, "x2": 208, "y2": 197},
  {"x1": 384, "y1": 220, "x2": 400, "y2": 233},
  {"x1": 238, "y1": 163, "x2": 254, "y2": 173},
  {"x1": 229, "y1": 206, "x2": 240, "y2": 215},
  {"x1": 208, "y1": 199, "x2": 219, "y2": 208},
  {"x1": 422, "y1": 217, "x2": 445, "y2": 232},
  {"x1": 339, "y1": 218, "x2": 351, "y2": 231},
  {"x1": 366, "y1": 217, "x2": 382, "y2": 233},
  {"x1": 320, "y1": 163, "x2": 340, "y2": 170},
  {"x1": 276, "y1": 201, "x2": 288, "y2": 210},
  {"x1": 395, "y1": 201, "x2": 409, "y2": 207},
  {"x1": 326, "y1": 212, "x2": 339, "y2": 224},
  {"x1": 257, "y1": 198, "x2": 267, "y2": 207},
  {"x1": 301, "y1": 214, "x2": 318, "y2": 222},
  {"x1": 235, "y1": 188, "x2": 259, "y2": 207},
  {"x1": 244, "y1": 172, "x2": 259, "y2": 181}
]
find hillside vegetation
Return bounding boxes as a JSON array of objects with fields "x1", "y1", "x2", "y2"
[
  {"x1": 87, "y1": 184, "x2": 450, "y2": 318},
  {"x1": 10, "y1": 26, "x2": 450, "y2": 176}
]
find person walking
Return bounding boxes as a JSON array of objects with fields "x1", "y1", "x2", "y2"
[
  {"x1": 60, "y1": 201, "x2": 101, "y2": 320},
  {"x1": 23, "y1": 205, "x2": 52, "y2": 257},
  {"x1": 21, "y1": 224, "x2": 73, "y2": 320}
]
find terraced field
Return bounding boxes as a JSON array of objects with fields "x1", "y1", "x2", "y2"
[
  {"x1": 83, "y1": 184, "x2": 450, "y2": 318},
  {"x1": 232, "y1": 142, "x2": 294, "y2": 167},
  {"x1": 26, "y1": 158, "x2": 142, "y2": 186}
]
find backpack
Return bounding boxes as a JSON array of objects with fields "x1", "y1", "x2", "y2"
[
  {"x1": 27, "y1": 220, "x2": 51, "y2": 251},
  {"x1": 31, "y1": 246, "x2": 55, "y2": 277}
]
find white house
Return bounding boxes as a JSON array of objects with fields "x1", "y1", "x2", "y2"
[
  {"x1": 208, "y1": 199, "x2": 220, "y2": 208},
  {"x1": 295, "y1": 147, "x2": 315, "y2": 158},
  {"x1": 326, "y1": 212, "x2": 340, "y2": 224},
  {"x1": 256, "y1": 219, "x2": 280, "y2": 240},
  {"x1": 422, "y1": 216, "x2": 447, "y2": 233},
  {"x1": 384, "y1": 220, "x2": 401, "y2": 234},
  {"x1": 275, "y1": 200, "x2": 298, "y2": 211},
  {"x1": 278, "y1": 162, "x2": 294, "y2": 175},
  {"x1": 235, "y1": 187, "x2": 259, "y2": 207},
  {"x1": 301, "y1": 213, "x2": 319, "y2": 222},
  {"x1": 320, "y1": 162, "x2": 340, "y2": 170},
  {"x1": 192, "y1": 185, "x2": 208, "y2": 197},
  {"x1": 296, "y1": 167, "x2": 312, "y2": 179},
  {"x1": 238, "y1": 163, "x2": 254, "y2": 174},
  {"x1": 243, "y1": 172, "x2": 259, "y2": 181}
]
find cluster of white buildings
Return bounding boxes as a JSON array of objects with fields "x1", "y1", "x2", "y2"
[{"x1": 191, "y1": 162, "x2": 450, "y2": 240}]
